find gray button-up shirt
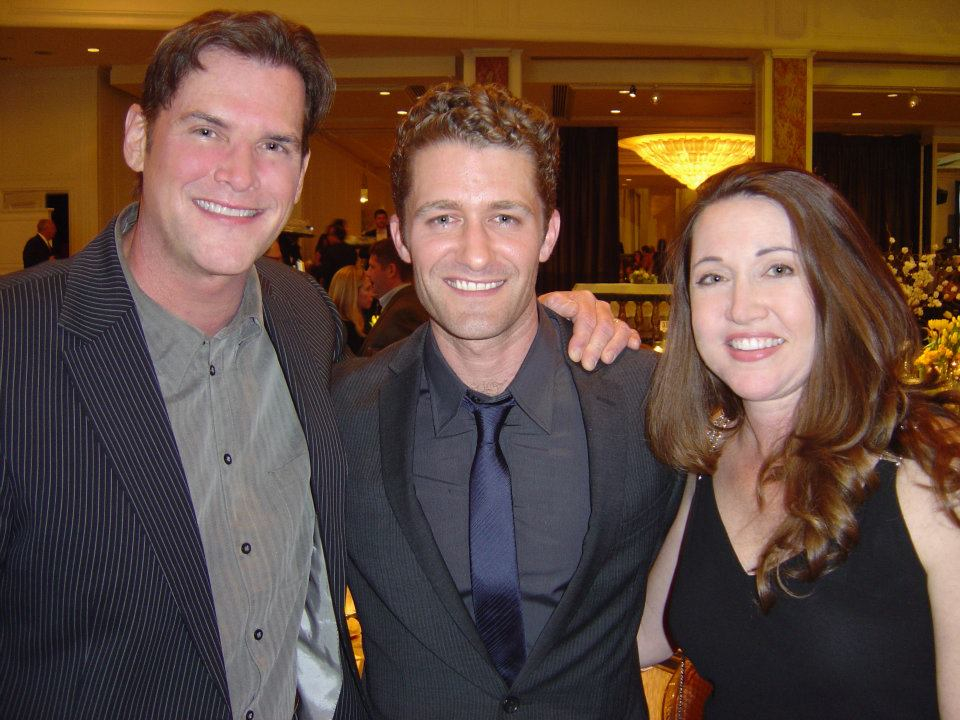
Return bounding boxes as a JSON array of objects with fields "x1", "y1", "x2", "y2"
[{"x1": 115, "y1": 205, "x2": 336, "y2": 720}]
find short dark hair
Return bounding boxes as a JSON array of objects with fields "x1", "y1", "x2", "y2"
[
  {"x1": 374, "y1": 208, "x2": 388, "y2": 218},
  {"x1": 369, "y1": 238, "x2": 412, "y2": 281},
  {"x1": 390, "y1": 83, "x2": 558, "y2": 224},
  {"x1": 140, "y1": 10, "x2": 334, "y2": 156}
]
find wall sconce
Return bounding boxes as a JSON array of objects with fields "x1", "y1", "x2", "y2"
[
  {"x1": 908, "y1": 93, "x2": 921, "y2": 109},
  {"x1": 360, "y1": 174, "x2": 369, "y2": 204},
  {"x1": 628, "y1": 84, "x2": 637, "y2": 98},
  {"x1": 650, "y1": 86, "x2": 662, "y2": 105}
]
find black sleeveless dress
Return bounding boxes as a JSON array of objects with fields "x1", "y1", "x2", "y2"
[{"x1": 667, "y1": 460, "x2": 938, "y2": 719}]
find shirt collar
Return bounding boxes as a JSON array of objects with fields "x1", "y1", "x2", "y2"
[
  {"x1": 378, "y1": 282, "x2": 411, "y2": 310},
  {"x1": 422, "y1": 304, "x2": 562, "y2": 436},
  {"x1": 114, "y1": 202, "x2": 264, "y2": 382}
]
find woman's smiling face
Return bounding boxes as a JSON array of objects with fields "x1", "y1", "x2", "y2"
[{"x1": 689, "y1": 195, "x2": 817, "y2": 416}]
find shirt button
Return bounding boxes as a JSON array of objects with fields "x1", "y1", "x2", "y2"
[
  {"x1": 209, "y1": 364, "x2": 216, "y2": 376},
  {"x1": 241, "y1": 542, "x2": 252, "y2": 554},
  {"x1": 223, "y1": 453, "x2": 232, "y2": 465},
  {"x1": 502, "y1": 697, "x2": 520, "y2": 714},
  {"x1": 245, "y1": 712, "x2": 254, "y2": 720},
  {"x1": 253, "y1": 628, "x2": 263, "y2": 641}
]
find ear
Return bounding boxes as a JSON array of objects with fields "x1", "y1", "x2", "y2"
[
  {"x1": 123, "y1": 104, "x2": 148, "y2": 173},
  {"x1": 390, "y1": 214, "x2": 412, "y2": 264},
  {"x1": 538, "y1": 209, "x2": 561, "y2": 263},
  {"x1": 294, "y1": 149, "x2": 311, "y2": 203}
]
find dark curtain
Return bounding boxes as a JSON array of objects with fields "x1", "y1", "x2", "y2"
[
  {"x1": 812, "y1": 133, "x2": 920, "y2": 250},
  {"x1": 537, "y1": 126, "x2": 620, "y2": 294}
]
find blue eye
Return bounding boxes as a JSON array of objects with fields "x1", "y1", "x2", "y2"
[
  {"x1": 767, "y1": 263, "x2": 793, "y2": 276},
  {"x1": 695, "y1": 273, "x2": 722, "y2": 286}
]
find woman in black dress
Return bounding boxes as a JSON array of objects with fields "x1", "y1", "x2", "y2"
[{"x1": 637, "y1": 163, "x2": 960, "y2": 719}]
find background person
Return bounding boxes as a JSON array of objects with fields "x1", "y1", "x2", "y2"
[
  {"x1": 360, "y1": 237, "x2": 428, "y2": 355},
  {"x1": 328, "y1": 264, "x2": 374, "y2": 355},
  {"x1": 638, "y1": 162, "x2": 960, "y2": 719},
  {"x1": 23, "y1": 218, "x2": 56, "y2": 268}
]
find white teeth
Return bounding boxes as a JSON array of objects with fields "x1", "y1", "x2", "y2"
[
  {"x1": 448, "y1": 279, "x2": 503, "y2": 292},
  {"x1": 729, "y1": 337, "x2": 784, "y2": 351},
  {"x1": 195, "y1": 199, "x2": 258, "y2": 218}
]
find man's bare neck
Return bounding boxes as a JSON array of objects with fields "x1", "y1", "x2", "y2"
[
  {"x1": 122, "y1": 225, "x2": 247, "y2": 337},
  {"x1": 431, "y1": 310, "x2": 539, "y2": 396}
]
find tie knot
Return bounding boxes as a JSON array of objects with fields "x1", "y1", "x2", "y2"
[{"x1": 464, "y1": 395, "x2": 515, "y2": 444}]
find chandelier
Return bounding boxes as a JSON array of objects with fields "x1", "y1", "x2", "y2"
[{"x1": 618, "y1": 133, "x2": 756, "y2": 190}]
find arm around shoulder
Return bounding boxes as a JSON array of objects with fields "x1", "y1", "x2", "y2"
[{"x1": 896, "y1": 458, "x2": 960, "y2": 720}]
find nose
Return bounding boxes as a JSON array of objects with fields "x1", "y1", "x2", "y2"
[
  {"x1": 727, "y1": 277, "x2": 766, "y2": 324},
  {"x1": 213, "y1": 144, "x2": 259, "y2": 192},
  {"x1": 457, "y1": 220, "x2": 494, "y2": 271}
]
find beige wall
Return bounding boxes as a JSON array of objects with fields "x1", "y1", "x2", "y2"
[
  {"x1": 0, "y1": 66, "x2": 99, "y2": 271},
  {"x1": 298, "y1": 134, "x2": 392, "y2": 259},
  {"x1": 4, "y1": 0, "x2": 958, "y2": 58},
  {"x1": 97, "y1": 68, "x2": 140, "y2": 231}
]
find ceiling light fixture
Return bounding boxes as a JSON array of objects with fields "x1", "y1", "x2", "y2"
[
  {"x1": 887, "y1": 93, "x2": 899, "y2": 98},
  {"x1": 908, "y1": 93, "x2": 921, "y2": 109},
  {"x1": 619, "y1": 133, "x2": 756, "y2": 190},
  {"x1": 610, "y1": 109, "x2": 621, "y2": 114},
  {"x1": 397, "y1": 110, "x2": 408, "y2": 116},
  {"x1": 379, "y1": 90, "x2": 391, "y2": 96},
  {"x1": 628, "y1": 84, "x2": 637, "y2": 98},
  {"x1": 650, "y1": 86, "x2": 661, "y2": 105},
  {"x1": 851, "y1": 112, "x2": 862, "y2": 117},
  {"x1": 86, "y1": 47, "x2": 100, "y2": 53}
]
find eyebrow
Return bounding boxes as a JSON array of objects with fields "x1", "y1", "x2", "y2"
[
  {"x1": 692, "y1": 245, "x2": 797, "y2": 268},
  {"x1": 181, "y1": 111, "x2": 227, "y2": 128}
]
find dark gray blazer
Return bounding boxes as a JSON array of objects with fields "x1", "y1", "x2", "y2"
[
  {"x1": 360, "y1": 284, "x2": 428, "y2": 356},
  {"x1": 334, "y1": 317, "x2": 682, "y2": 719},
  {"x1": 0, "y1": 219, "x2": 367, "y2": 719}
]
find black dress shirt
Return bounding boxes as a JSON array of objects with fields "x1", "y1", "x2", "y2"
[{"x1": 413, "y1": 307, "x2": 590, "y2": 652}]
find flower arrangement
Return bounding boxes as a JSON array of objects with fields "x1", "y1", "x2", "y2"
[
  {"x1": 629, "y1": 268, "x2": 659, "y2": 285},
  {"x1": 915, "y1": 314, "x2": 960, "y2": 385},
  {"x1": 885, "y1": 238, "x2": 960, "y2": 319}
]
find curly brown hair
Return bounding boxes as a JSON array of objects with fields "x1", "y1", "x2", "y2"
[
  {"x1": 647, "y1": 162, "x2": 960, "y2": 609},
  {"x1": 390, "y1": 83, "x2": 558, "y2": 225},
  {"x1": 140, "y1": 10, "x2": 334, "y2": 156}
]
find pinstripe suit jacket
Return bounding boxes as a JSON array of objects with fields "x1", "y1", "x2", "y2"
[
  {"x1": 335, "y1": 319, "x2": 684, "y2": 719},
  {"x1": 0, "y1": 219, "x2": 367, "y2": 719}
]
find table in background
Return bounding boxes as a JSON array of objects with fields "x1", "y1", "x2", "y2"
[{"x1": 572, "y1": 283, "x2": 672, "y2": 343}]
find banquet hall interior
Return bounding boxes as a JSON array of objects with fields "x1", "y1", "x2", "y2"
[
  {"x1": 2, "y1": 2, "x2": 959, "y2": 716},
  {"x1": 1, "y1": 0, "x2": 958, "y2": 310}
]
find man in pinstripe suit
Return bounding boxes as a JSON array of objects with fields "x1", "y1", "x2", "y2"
[
  {"x1": 0, "y1": 12, "x2": 633, "y2": 719},
  {"x1": 0, "y1": 12, "x2": 368, "y2": 720}
]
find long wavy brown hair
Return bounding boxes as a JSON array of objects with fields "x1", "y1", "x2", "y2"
[{"x1": 647, "y1": 162, "x2": 960, "y2": 609}]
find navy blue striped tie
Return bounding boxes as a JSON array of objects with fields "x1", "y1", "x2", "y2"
[{"x1": 464, "y1": 394, "x2": 526, "y2": 685}]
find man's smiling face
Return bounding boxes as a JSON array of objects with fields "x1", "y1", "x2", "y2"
[{"x1": 124, "y1": 48, "x2": 309, "y2": 283}]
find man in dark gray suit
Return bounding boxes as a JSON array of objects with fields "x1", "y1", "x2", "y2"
[
  {"x1": 22, "y1": 217, "x2": 56, "y2": 267},
  {"x1": 300, "y1": 84, "x2": 681, "y2": 719},
  {"x1": 360, "y1": 238, "x2": 429, "y2": 356},
  {"x1": 0, "y1": 12, "x2": 368, "y2": 719}
]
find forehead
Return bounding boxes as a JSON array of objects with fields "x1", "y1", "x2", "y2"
[
  {"x1": 408, "y1": 141, "x2": 538, "y2": 196},
  {"x1": 692, "y1": 195, "x2": 795, "y2": 254},
  {"x1": 170, "y1": 48, "x2": 305, "y2": 116}
]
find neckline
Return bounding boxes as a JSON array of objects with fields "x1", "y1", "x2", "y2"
[{"x1": 699, "y1": 475, "x2": 760, "y2": 579}]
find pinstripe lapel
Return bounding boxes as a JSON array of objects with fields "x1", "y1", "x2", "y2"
[
  {"x1": 378, "y1": 332, "x2": 499, "y2": 686},
  {"x1": 58, "y1": 229, "x2": 229, "y2": 705},
  {"x1": 257, "y1": 266, "x2": 357, "y2": 678}
]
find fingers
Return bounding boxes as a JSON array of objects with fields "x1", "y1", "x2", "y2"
[{"x1": 539, "y1": 291, "x2": 640, "y2": 370}]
